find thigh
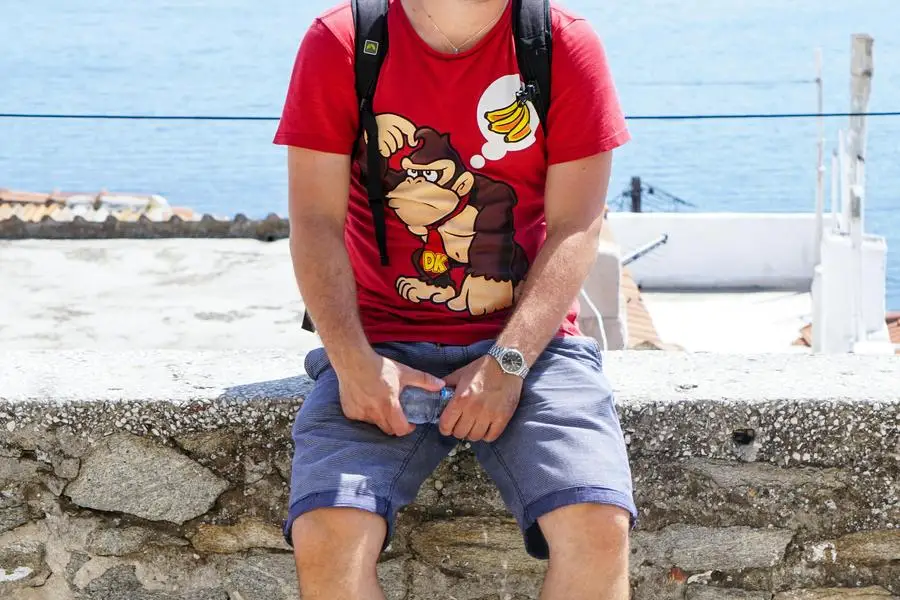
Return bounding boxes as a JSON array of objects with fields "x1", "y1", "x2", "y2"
[
  {"x1": 472, "y1": 336, "x2": 638, "y2": 558},
  {"x1": 285, "y1": 346, "x2": 456, "y2": 546}
]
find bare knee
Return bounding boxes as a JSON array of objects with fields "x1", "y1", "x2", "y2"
[
  {"x1": 292, "y1": 507, "x2": 386, "y2": 578},
  {"x1": 540, "y1": 503, "x2": 631, "y2": 565}
]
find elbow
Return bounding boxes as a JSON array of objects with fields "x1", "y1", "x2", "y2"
[
  {"x1": 547, "y1": 212, "x2": 606, "y2": 246},
  {"x1": 586, "y1": 214, "x2": 606, "y2": 242}
]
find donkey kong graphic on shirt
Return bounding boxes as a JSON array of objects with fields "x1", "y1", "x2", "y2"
[{"x1": 361, "y1": 113, "x2": 529, "y2": 316}]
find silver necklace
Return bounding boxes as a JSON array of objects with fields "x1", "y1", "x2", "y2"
[{"x1": 423, "y1": 1, "x2": 508, "y2": 54}]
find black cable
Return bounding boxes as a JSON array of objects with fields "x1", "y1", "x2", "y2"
[
  {"x1": 1, "y1": 111, "x2": 899, "y2": 122},
  {"x1": 623, "y1": 78, "x2": 816, "y2": 87}
]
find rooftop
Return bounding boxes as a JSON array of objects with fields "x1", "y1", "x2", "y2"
[
  {"x1": 0, "y1": 188, "x2": 196, "y2": 223},
  {"x1": 0, "y1": 237, "x2": 670, "y2": 352},
  {"x1": 644, "y1": 290, "x2": 813, "y2": 353}
]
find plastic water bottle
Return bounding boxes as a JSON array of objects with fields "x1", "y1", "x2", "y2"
[{"x1": 399, "y1": 386, "x2": 455, "y2": 424}]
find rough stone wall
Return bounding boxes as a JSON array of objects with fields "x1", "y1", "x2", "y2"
[
  {"x1": 0, "y1": 214, "x2": 289, "y2": 241},
  {"x1": 0, "y1": 351, "x2": 897, "y2": 599}
]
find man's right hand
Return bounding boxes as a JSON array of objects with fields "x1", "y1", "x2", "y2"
[{"x1": 337, "y1": 354, "x2": 445, "y2": 437}]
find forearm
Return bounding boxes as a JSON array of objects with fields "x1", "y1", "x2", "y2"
[
  {"x1": 290, "y1": 217, "x2": 375, "y2": 372},
  {"x1": 496, "y1": 224, "x2": 602, "y2": 365}
]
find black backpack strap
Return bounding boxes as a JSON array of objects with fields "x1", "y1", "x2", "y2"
[
  {"x1": 512, "y1": 0, "x2": 552, "y2": 136},
  {"x1": 301, "y1": 0, "x2": 390, "y2": 335},
  {"x1": 352, "y1": 0, "x2": 390, "y2": 267}
]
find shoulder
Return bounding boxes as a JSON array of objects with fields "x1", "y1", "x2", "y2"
[
  {"x1": 550, "y1": 2, "x2": 604, "y2": 50},
  {"x1": 550, "y1": 2, "x2": 586, "y2": 30},
  {"x1": 307, "y1": 1, "x2": 355, "y2": 57}
]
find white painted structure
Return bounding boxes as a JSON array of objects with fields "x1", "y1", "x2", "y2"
[
  {"x1": 607, "y1": 212, "x2": 818, "y2": 290},
  {"x1": 815, "y1": 232, "x2": 889, "y2": 353},
  {"x1": 583, "y1": 33, "x2": 892, "y2": 356}
]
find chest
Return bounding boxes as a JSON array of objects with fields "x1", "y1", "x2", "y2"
[{"x1": 370, "y1": 33, "x2": 546, "y2": 181}]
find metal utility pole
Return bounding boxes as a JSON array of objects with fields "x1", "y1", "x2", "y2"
[
  {"x1": 848, "y1": 34, "x2": 874, "y2": 349},
  {"x1": 814, "y1": 48, "x2": 825, "y2": 265},
  {"x1": 845, "y1": 34, "x2": 873, "y2": 228},
  {"x1": 630, "y1": 177, "x2": 642, "y2": 213}
]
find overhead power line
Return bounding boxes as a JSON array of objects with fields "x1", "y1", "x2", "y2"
[
  {"x1": 627, "y1": 111, "x2": 900, "y2": 120},
  {"x1": 623, "y1": 78, "x2": 817, "y2": 87},
  {"x1": 1, "y1": 111, "x2": 900, "y2": 122}
]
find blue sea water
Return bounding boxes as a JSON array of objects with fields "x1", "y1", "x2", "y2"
[{"x1": 1, "y1": 0, "x2": 898, "y2": 308}]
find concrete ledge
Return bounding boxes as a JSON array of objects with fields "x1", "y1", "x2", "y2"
[{"x1": 0, "y1": 352, "x2": 898, "y2": 599}]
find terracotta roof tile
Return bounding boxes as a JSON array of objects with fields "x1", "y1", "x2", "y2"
[
  {"x1": 600, "y1": 219, "x2": 673, "y2": 350},
  {"x1": 887, "y1": 313, "x2": 900, "y2": 352},
  {"x1": 0, "y1": 189, "x2": 193, "y2": 224},
  {"x1": 795, "y1": 315, "x2": 900, "y2": 354}
]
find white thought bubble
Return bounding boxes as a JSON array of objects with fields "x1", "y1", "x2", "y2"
[{"x1": 470, "y1": 74, "x2": 539, "y2": 170}]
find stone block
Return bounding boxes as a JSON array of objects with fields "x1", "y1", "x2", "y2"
[
  {"x1": 66, "y1": 434, "x2": 229, "y2": 524},
  {"x1": 174, "y1": 431, "x2": 242, "y2": 481},
  {"x1": 774, "y1": 586, "x2": 896, "y2": 599},
  {"x1": 632, "y1": 524, "x2": 794, "y2": 571},
  {"x1": 83, "y1": 525, "x2": 187, "y2": 558},
  {"x1": 684, "y1": 459, "x2": 845, "y2": 490},
  {"x1": 212, "y1": 474, "x2": 288, "y2": 526},
  {"x1": 86, "y1": 527, "x2": 152, "y2": 557},
  {"x1": 0, "y1": 505, "x2": 30, "y2": 534},
  {"x1": 408, "y1": 517, "x2": 545, "y2": 577},
  {"x1": 54, "y1": 458, "x2": 80, "y2": 480},
  {"x1": 630, "y1": 566, "x2": 688, "y2": 600},
  {"x1": 412, "y1": 450, "x2": 507, "y2": 516},
  {"x1": 3, "y1": 573, "x2": 72, "y2": 600},
  {"x1": 377, "y1": 557, "x2": 408, "y2": 600},
  {"x1": 223, "y1": 552, "x2": 298, "y2": 600},
  {"x1": 190, "y1": 518, "x2": 288, "y2": 554},
  {"x1": 408, "y1": 559, "x2": 542, "y2": 600},
  {"x1": 835, "y1": 530, "x2": 900, "y2": 565},
  {"x1": 77, "y1": 564, "x2": 228, "y2": 599},
  {"x1": 0, "y1": 540, "x2": 49, "y2": 589},
  {"x1": 687, "y1": 585, "x2": 772, "y2": 599},
  {"x1": 0, "y1": 458, "x2": 45, "y2": 488}
]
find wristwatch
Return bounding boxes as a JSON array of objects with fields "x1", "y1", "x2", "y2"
[{"x1": 487, "y1": 344, "x2": 529, "y2": 378}]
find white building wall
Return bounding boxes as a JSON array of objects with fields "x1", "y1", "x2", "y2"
[{"x1": 606, "y1": 213, "x2": 818, "y2": 289}]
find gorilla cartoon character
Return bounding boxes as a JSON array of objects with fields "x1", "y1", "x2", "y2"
[{"x1": 361, "y1": 113, "x2": 529, "y2": 316}]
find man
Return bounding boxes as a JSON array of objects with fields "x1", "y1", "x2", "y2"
[{"x1": 273, "y1": 0, "x2": 637, "y2": 597}]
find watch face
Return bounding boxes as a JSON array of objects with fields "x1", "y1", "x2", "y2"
[{"x1": 500, "y1": 350, "x2": 525, "y2": 373}]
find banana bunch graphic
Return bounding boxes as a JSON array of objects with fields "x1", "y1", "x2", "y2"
[{"x1": 484, "y1": 97, "x2": 532, "y2": 143}]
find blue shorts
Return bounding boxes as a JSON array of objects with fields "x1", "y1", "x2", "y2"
[{"x1": 283, "y1": 335, "x2": 638, "y2": 559}]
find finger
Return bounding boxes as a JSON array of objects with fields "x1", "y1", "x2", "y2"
[
  {"x1": 484, "y1": 417, "x2": 510, "y2": 443},
  {"x1": 483, "y1": 422, "x2": 499, "y2": 443},
  {"x1": 466, "y1": 419, "x2": 490, "y2": 443},
  {"x1": 438, "y1": 398, "x2": 462, "y2": 437},
  {"x1": 401, "y1": 367, "x2": 445, "y2": 392},
  {"x1": 387, "y1": 400, "x2": 415, "y2": 437},
  {"x1": 373, "y1": 414, "x2": 395, "y2": 437},
  {"x1": 452, "y1": 413, "x2": 477, "y2": 440},
  {"x1": 379, "y1": 137, "x2": 392, "y2": 158},
  {"x1": 442, "y1": 368, "x2": 465, "y2": 388}
]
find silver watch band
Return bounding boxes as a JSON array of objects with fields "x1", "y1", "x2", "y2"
[{"x1": 487, "y1": 344, "x2": 529, "y2": 378}]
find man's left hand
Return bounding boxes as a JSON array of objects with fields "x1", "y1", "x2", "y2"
[{"x1": 438, "y1": 355, "x2": 524, "y2": 443}]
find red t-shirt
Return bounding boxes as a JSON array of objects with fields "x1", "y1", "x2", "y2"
[{"x1": 274, "y1": 0, "x2": 630, "y2": 346}]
